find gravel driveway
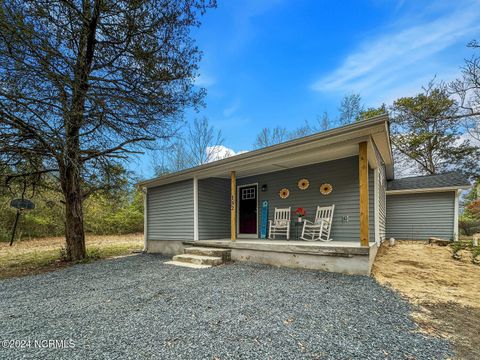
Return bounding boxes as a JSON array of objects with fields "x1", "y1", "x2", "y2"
[{"x1": 0, "y1": 254, "x2": 452, "y2": 359}]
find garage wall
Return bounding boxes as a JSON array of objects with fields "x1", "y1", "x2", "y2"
[
  {"x1": 147, "y1": 180, "x2": 194, "y2": 240},
  {"x1": 386, "y1": 191, "x2": 455, "y2": 240}
]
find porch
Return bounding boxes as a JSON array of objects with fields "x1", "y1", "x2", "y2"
[{"x1": 182, "y1": 239, "x2": 379, "y2": 275}]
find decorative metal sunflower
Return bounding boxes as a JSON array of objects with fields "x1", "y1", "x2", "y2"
[
  {"x1": 320, "y1": 183, "x2": 333, "y2": 195},
  {"x1": 279, "y1": 188, "x2": 290, "y2": 199},
  {"x1": 297, "y1": 178, "x2": 310, "y2": 190}
]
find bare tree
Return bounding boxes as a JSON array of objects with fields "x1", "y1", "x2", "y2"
[
  {"x1": 252, "y1": 112, "x2": 334, "y2": 149},
  {"x1": 186, "y1": 117, "x2": 228, "y2": 165},
  {"x1": 450, "y1": 40, "x2": 480, "y2": 142},
  {"x1": 0, "y1": 0, "x2": 215, "y2": 260},
  {"x1": 338, "y1": 93, "x2": 364, "y2": 124},
  {"x1": 319, "y1": 112, "x2": 330, "y2": 131},
  {"x1": 153, "y1": 117, "x2": 227, "y2": 173},
  {"x1": 253, "y1": 126, "x2": 289, "y2": 149}
]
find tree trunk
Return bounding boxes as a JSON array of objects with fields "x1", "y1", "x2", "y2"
[
  {"x1": 60, "y1": 113, "x2": 86, "y2": 261},
  {"x1": 62, "y1": 163, "x2": 86, "y2": 261},
  {"x1": 58, "y1": 0, "x2": 101, "y2": 261}
]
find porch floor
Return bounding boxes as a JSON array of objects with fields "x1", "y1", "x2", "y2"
[{"x1": 184, "y1": 239, "x2": 376, "y2": 257}]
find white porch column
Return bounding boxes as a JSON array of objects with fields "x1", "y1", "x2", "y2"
[{"x1": 193, "y1": 176, "x2": 199, "y2": 241}]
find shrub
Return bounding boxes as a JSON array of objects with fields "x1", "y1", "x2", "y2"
[
  {"x1": 466, "y1": 199, "x2": 480, "y2": 220},
  {"x1": 472, "y1": 247, "x2": 480, "y2": 265},
  {"x1": 450, "y1": 241, "x2": 465, "y2": 260},
  {"x1": 458, "y1": 217, "x2": 480, "y2": 236}
]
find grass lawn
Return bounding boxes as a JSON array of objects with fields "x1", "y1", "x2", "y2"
[
  {"x1": 372, "y1": 240, "x2": 480, "y2": 359},
  {"x1": 0, "y1": 233, "x2": 143, "y2": 279}
]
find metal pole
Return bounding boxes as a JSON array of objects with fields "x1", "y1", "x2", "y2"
[{"x1": 9, "y1": 210, "x2": 21, "y2": 246}]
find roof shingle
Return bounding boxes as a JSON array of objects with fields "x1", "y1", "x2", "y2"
[{"x1": 387, "y1": 172, "x2": 470, "y2": 191}]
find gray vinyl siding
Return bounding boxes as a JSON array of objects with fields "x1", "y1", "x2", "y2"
[
  {"x1": 147, "y1": 180, "x2": 194, "y2": 240},
  {"x1": 198, "y1": 178, "x2": 230, "y2": 239},
  {"x1": 386, "y1": 192, "x2": 455, "y2": 240},
  {"x1": 237, "y1": 156, "x2": 365, "y2": 242}
]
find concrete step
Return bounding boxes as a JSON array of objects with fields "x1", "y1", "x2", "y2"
[
  {"x1": 172, "y1": 254, "x2": 224, "y2": 266},
  {"x1": 164, "y1": 260, "x2": 211, "y2": 269},
  {"x1": 184, "y1": 247, "x2": 231, "y2": 261}
]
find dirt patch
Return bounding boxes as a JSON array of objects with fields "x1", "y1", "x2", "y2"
[
  {"x1": 372, "y1": 241, "x2": 480, "y2": 359},
  {"x1": 372, "y1": 241, "x2": 480, "y2": 308},
  {"x1": 412, "y1": 303, "x2": 480, "y2": 360}
]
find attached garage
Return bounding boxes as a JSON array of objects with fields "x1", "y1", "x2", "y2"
[
  {"x1": 386, "y1": 173, "x2": 470, "y2": 241},
  {"x1": 387, "y1": 192, "x2": 456, "y2": 240}
]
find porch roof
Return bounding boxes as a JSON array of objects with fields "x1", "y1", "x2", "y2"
[{"x1": 140, "y1": 115, "x2": 393, "y2": 188}]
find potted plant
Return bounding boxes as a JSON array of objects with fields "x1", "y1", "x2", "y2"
[{"x1": 294, "y1": 207, "x2": 306, "y2": 222}]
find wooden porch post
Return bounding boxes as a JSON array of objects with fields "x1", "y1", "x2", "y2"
[
  {"x1": 359, "y1": 142, "x2": 369, "y2": 246},
  {"x1": 230, "y1": 171, "x2": 236, "y2": 241}
]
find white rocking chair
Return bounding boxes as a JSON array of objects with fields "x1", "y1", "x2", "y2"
[
  {"x1": 300, "y1": 205, "x2": 335, "y2": 242},
  {"x1": 268, "y1": 207, "x2": 291, "y2": 240}
]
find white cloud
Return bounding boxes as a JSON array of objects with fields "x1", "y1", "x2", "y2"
[
  {"x1": 223, "y1": 99, "x2": 241, "y2": 117},
  {"x1": 206, "y1": 145, "x2": 248, "y2": 162},
  {"x1": 229, "y1": 0, "x2": 286, "y2": 53},
  {"x1": 311, "y1": 1, "x2": 480, "y2": 102}
]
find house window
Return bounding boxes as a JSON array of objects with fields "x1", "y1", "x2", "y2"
[{"x1": 241, "y1": 187, "x2": 256, "y2": 200}]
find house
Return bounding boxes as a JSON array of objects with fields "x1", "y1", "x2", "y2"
[{"x1": 138, "y1": 115, "x2": 470, "y2": 275}]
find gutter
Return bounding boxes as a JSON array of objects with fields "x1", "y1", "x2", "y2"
[{"x1": 386, "y1": 186, "x2": 471, "y2": 195}]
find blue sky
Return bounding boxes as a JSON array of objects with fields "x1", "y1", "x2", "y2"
[{"x1": 135, "y1": 0, "x2": 480, "y2": 178}]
